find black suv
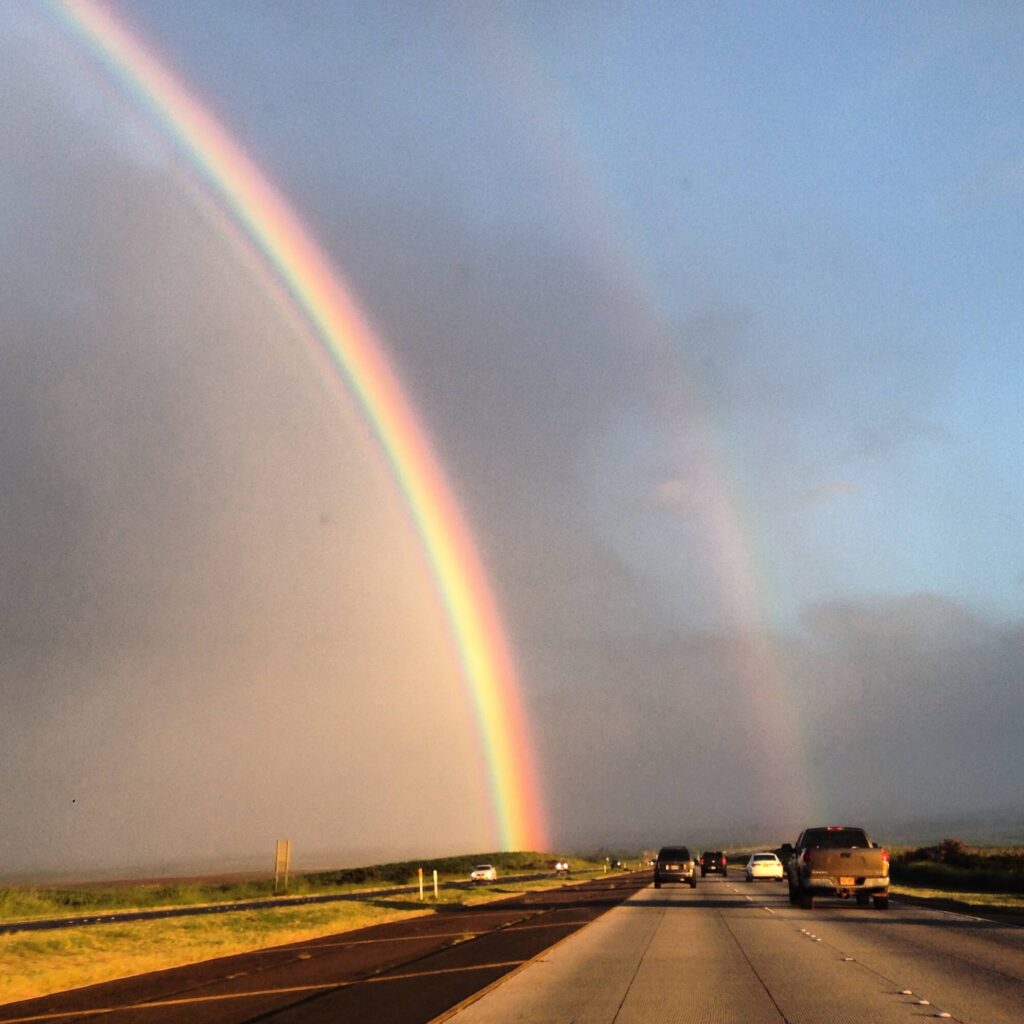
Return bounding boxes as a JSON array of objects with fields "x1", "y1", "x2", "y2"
[
  {"x1": 653, "y1": 846, "x2": 697, "y2": 889},
  {"x1": 700, "y1": 851, "x2": 727, "y2": 877}
]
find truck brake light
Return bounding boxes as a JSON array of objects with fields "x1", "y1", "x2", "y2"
[
  {"x1": 880, "y1": 849, "x2": 889, "y2": 868},
  {"x1": 801, "y1": 850, "x2": 812, "y2": 866}
]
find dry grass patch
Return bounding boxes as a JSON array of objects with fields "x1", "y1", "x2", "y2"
[
  {"x1": 0, "y1": 899, "x2": 428, "y2": 1006},
  {"x1": 890, "y1": 884, "x2": 1024, "y2": 910}
]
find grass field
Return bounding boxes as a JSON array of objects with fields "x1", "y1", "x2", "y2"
[
  {"x1": 0, "y1": 851, "x2": 581, "y2": 922},
  {"x1": 889, "y1": 884, "x2": 1024, "y2": 910},
  {"x1": 890, "y1": 841, "x2": 1024, "y2": 894},
  {"x1": 0, "y1": 857, "x2": 611, "y2": 1005}
]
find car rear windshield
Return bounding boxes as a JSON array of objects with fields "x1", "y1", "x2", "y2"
[
  {"x1": 753, "y1": 854, "x2": 776, "y2": 861},
  {"x1": 705, "y1": 851, "x2": 723, "y2": 859},
  {"x1": 658, "y1": 847, "x2": 690, "y2": 860},
  {"x1": 800, "y1": 828, "x2": 870, "y2": 849}
]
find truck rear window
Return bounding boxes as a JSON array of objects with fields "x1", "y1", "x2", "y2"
[
  {"x1": 658, "y1": 847, "x2": 690, "y2": 860},
  {"x1": 801, "y1": 828, "x2": 869, "y2": 849}
]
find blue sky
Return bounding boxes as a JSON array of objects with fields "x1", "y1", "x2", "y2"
[{"x1": 2, "y1": 1, "x2": 1022, "y2": 873}]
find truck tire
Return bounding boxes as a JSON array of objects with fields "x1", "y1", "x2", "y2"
[
  {"x1": 800, "y1": 892, "x2": 814, "y2": 909},
  {"x1": 689, "y1": 877, "x2": 697, "y2": 889},
  {"x1": 873, "y1": 894, "x2": 889, "y2": 910},
  {"x1": 654, "y1": 879, "x2": 661, "y2": 889}
]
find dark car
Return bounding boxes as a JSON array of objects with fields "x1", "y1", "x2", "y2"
[
  {"x1": 700, "y1": 850, "x2": 727, "y2": 877},
  {"x1": 653, "y1": 846, "x2": 697, "y2": 889}
]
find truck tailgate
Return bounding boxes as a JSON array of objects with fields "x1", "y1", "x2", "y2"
[{"x1": 812, "y1": 849, "x2": 884, "y2": 876}]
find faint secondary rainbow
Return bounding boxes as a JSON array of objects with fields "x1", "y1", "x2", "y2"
[
  {"x1": 54, "y1": 0, "x2": 547, "y2": 851},
  {"x1": 461, "y1": 7, "x2": 814, "y2": 828}
]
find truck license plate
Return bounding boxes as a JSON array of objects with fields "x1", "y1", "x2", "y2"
[{"x1": 840, "y1": 876, "x2": 854, "y2": 886}]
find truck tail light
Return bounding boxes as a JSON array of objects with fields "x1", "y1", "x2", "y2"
[
  {"x1": 802, "y1": 850, "x2": 812, "y2": 866},
  {"x1": 881, "y1": 849, "x2": 890, "y2": 870},
  {"x1": 722, "y1": 856, "x2": 727, "y2": 866}
]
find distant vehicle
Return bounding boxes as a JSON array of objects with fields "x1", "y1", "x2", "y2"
[
  {"x1": 653, "y1": 846, "x2": 697, "y2": 889},
  {"x1": 744, "y1": 852, "x2": 784, "y2": 881},
  {"x1": 469, "y1": 864, "x2": 497, "y2": 882},
  {"x1": 786, "y1": 826, "x2": 890, "y2": 909},
  {"x1": 700, "y1": 851, "x2": 727, "y2": 876},
  {"x1": 554, "y1": 860, "x2": 570, "y2": 876}
]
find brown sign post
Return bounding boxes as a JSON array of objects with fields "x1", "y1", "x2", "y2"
[{"x1": 274, "y1": 839, "x2": 292, "y2": 893}]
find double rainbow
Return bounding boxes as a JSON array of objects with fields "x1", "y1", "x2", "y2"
[{"x1": 55, "y1": 0, "x2": 547, "y2": 851}]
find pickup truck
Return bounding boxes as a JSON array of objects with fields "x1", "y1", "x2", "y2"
[{"x1": 787, "y1": 826, "x2": 889, "y2": 910}]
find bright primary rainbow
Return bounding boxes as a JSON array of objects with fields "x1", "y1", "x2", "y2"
[{"x1": 54, "y1": 0, "x2": 547, "y2": 851}]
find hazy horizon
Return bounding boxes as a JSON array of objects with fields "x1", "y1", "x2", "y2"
[{"x1": 7, "y1": 802, "x2": 1024, "y2": 887}]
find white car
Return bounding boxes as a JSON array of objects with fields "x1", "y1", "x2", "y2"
[
  {"x1": 470, "y1": 864, "x2": 497, "y2": 882},
  {"x1": 744, "y1": 852, "x2": 784, "y2": 881}
]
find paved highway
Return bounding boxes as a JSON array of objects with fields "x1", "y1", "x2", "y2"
[
  {"x1": 446, "y1": 875, "x2": 1024, "y2": 1023},
  {"x1": 3, "y1": 875, "x2": 1021, "y2": 1023}
]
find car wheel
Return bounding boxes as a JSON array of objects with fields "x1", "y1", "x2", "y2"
[
  {"x1": 800, "y1": 892, "x2": 814, "y2": 909},
  {"x1": 654, "y1": 880, "x2": 661, "y2": 889},
  {"x1": 788, "y1": 885, "x2": 798, "y2": 904},
  {"x1": 873, "y1": 895, "x2": 889, "y2": 910},
  {"x1": 689, "y1": 878, "x2": 697, "y2": 889}
]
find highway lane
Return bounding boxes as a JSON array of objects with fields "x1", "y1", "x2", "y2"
[{"x1": 445, "y1": 875, "x2": 1024, "y2": 1024}]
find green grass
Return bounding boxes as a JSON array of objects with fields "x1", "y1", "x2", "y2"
[
  {"x1": 0, "y1": 851, "x2": 601, "y2": 923},
  {"x1": 890, "y1": 861, "x2": 1024, "y2": 893},
  {"x1": 883, "y1": 842, "x2": 1024, "y2": 915}
]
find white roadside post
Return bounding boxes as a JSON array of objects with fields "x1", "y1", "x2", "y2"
[
  {"x1": 433, "y1": 869, "x2": 439, "y2": 899},
  {"x1": 418, "y1": 867, "x2": 424, "y2": 901}
]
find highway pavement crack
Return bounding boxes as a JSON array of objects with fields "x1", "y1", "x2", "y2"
[
  {"x1": 719, "y1": 910, "x2": 790, "y2": 1023},
  {"x1": 609, "y1": 900, "x2": 663, "y2": 1024}
]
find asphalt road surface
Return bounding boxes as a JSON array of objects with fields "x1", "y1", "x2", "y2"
[
  {"x1": 3, "y1": 875, "x2": 1022, "y2": 1023},
  {"x1": 447, "y1": 875, "x2": 1024, "y2": 1023}
]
